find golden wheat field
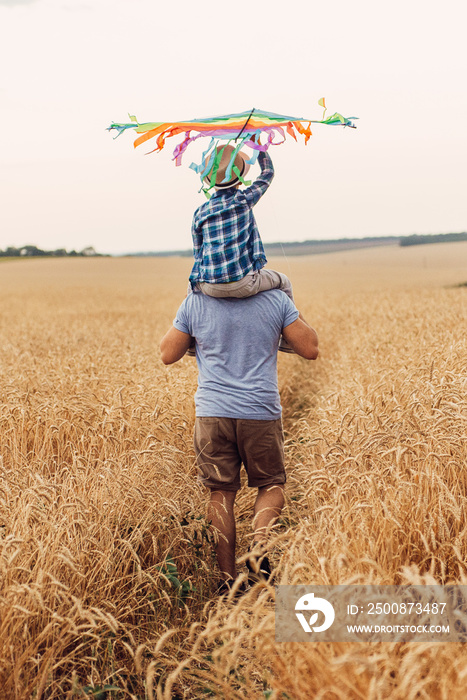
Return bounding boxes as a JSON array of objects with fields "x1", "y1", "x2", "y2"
[{"x1": 1, "y1": 242, "x2": 466, "y2": 699}]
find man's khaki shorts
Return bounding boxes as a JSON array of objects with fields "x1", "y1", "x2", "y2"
[{"x1": 193, "y1": 416, "x2": 286, "y2": 491}]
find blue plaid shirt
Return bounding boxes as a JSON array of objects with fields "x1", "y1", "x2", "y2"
[{"x1": 189, "y1": 151, "x2": 274, "y2": 287}]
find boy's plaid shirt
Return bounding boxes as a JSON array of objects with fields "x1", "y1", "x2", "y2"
[{"x1": 189, "y1": 152, "x2": 274, "y2": 287}]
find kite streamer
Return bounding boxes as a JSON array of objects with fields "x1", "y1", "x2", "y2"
[{"x1": 107, "y1": 102, "x2": 357, "y2": 194}]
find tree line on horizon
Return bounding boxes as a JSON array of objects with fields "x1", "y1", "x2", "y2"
[
  {"x1": 399, "y1": 232, "x2": 467, "y2": 246},
  {"x1": 269, "y1": 232, "x2": 467, "y2": 249},
  {"x1": 0, "y1": 245, "x2": 104, "y2": 258},
  {"x1": 2, "y1": 232, "x2": 465, "y2": 260}
]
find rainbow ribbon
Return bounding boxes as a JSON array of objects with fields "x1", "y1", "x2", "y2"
[{"x1": 107, "y1": 101, "x2": 357, "y2": 194}]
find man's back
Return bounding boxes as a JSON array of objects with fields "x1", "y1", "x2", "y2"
[
  {"x1": 174, "y1": 290, "x2": 298, "y2": 420},
  {"x1": 160, "y1": 286, "x2": 318, "y2": 590}
]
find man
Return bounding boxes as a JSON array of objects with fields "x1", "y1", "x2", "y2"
[{"x1": 160, "y1": 289, "x2": 318, "y2": 593}]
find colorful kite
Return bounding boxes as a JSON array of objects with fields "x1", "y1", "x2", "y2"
[{"x1": 107, "y1": 100, "x2": 357, "y2": 195}]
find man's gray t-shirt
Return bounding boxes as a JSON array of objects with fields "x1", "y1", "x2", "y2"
[{"x1": 173, "y1": 290, "x2": 298, "y2": 420}]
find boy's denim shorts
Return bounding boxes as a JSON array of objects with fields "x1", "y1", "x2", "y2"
[{"x1": 193, "y1": 416, "x2": 286, "y2": 491}]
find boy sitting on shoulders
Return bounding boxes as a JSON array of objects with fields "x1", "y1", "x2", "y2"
[{"x1": 188, "y1": 143, "x2": 295, "y2": 353}]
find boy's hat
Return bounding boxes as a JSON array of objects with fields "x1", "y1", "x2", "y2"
[{"x1": 204, "y1": 144, "x2": 250, "y2": 189}]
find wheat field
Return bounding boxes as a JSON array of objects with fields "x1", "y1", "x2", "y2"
[{"x1": 0, "y1": 242, "x2": 466, "y2": 699}]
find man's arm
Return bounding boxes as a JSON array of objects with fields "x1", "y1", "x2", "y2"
[
  {"x1": 282, "y1": 312, "x2": 319, "y2": 360},
  {"x1": 160, "y1": 326, "x2": 192, "y2": 365}
]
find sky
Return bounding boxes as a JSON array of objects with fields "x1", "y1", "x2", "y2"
[{"x1": 0, "y1": 0, "x2": 466, "y2": 255}]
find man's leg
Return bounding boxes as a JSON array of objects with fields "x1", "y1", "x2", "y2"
[
  {"x1": 237, "y1": 419, "x2": 286, "y2": 547},
  {"x1": 253, "y1": 484, "x2": 285, "y2": 544},
  {"x1": 245, "y1": 485, "x2": 285, "y2": 584},
  {"x1": 208, "y1": 489, "x2": 237, "y2": 581},
  {"x1": 194, "y1": 417, "x2": 242, "y2": 583}
]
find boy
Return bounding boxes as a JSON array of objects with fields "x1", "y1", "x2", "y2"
[{"x1": 188, "y1": 144, "x2": 294, "y2": 353}]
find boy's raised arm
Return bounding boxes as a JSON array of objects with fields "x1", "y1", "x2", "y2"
[{"x1": 242, "y1": 151, "x2": 274, "y2": 208}]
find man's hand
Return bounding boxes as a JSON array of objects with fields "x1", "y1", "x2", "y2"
[
  {"x1": 160, "y1": 327, "x2": 192, "y2": 365},
  {"x1": 282, "y1": 313, "x2": 319, "y2": 360}
]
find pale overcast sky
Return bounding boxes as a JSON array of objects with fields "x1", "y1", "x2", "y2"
[{"x1": 0, "y1": 0, "x2": 466, "y2": 254}]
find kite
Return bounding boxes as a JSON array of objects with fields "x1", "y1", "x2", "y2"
[{"x1": 107, "y1": 100, "x2": 357, "y2": 195}]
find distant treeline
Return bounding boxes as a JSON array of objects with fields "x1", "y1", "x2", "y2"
[
  {"x1": 263, "y1": 236, "x2": 399, "y2": 256},
  {"x1": 129, "y1": 237, "x2": 401, "y2": 258},
  {"x1": 130, "y1": 232, "x2": 467, "y2": 258},
  {"x1": 400, "y1": 232, "x2": 467, "y2": 247},
  {"x1": 7, "y1": 233, "x2": 465, "y2": 260},
  {"x1": 0, "y1": 245, "x2": 104, "y2": 258}
]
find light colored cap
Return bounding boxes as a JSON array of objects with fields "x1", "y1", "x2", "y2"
[{"x1": 204, "y1": 144, "x2": 250, "y2": 188}]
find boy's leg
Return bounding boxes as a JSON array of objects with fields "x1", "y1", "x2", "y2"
[
  {"x1": 199, "y1": 270, "x2": 294, "y2": 301},
  {"x1": 197, "y1": 274, "x2": 257, "y2": 298},
  {"x1": 253, "y1": 269, "x2": 294, "y2": 302}
]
